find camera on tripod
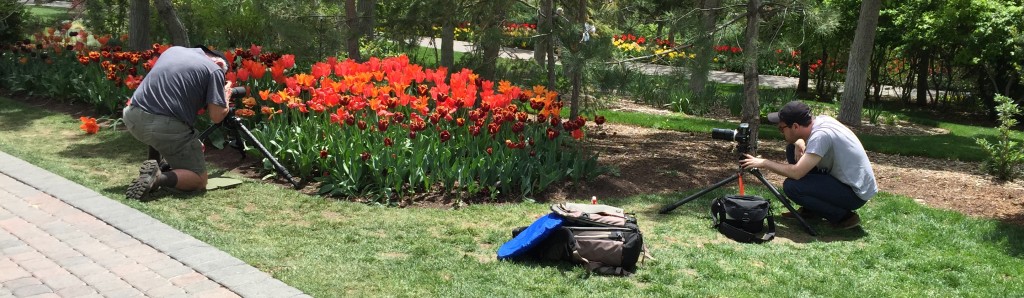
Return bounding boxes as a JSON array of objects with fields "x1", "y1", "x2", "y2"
[
  {"x1": 198, "y1": 85, "x2": 302, "y2": 189},
  {"x1": 658, "y1": 121, "x2": 818, "y2": 235},
  {"x1": 219, "y1": 86, "x2": 250, "y2": 149},
  {"x1": 711, "y1": 123, "x2": 752, "y2": 155}
]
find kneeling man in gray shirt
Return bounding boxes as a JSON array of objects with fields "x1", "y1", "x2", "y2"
[{"x1": 741, "y1": 100, "x2": 878, "y2": 230}]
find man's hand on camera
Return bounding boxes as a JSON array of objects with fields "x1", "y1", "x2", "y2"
[
  {"x1": 740, "y1": 154, "x2": 767, "y2": 169},
  {"x1": 223, "y1": 81, "x2": 234, "y2": 107}
]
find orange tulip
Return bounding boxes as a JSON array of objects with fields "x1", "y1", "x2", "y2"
[{"x1": 79, "y1": 117, "x2": 99, "y2": 134}]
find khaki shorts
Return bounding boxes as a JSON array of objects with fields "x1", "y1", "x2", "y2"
[{"x1": 123, "y1": 105, "x2": 206, "y2": 175}]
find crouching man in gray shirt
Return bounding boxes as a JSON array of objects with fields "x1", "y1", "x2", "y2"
[
  {"x1": 122, "y1": 45, "x2": 233, "y2": 201},
  {"x1": 740, "y1": 100, "x2": 878, "y2": 229}
]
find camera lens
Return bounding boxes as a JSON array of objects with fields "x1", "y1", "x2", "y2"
[
  {"x1": 711, "y1": 128, "x2": 737, "y2": 141},
  {"x1": 230, "y1": 86, "x2": 247, "y2": 99}
]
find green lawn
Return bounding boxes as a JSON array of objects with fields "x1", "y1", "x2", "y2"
[
  {"x1": 27, "y1": 5, "x2": 69, "y2": 19},
  {"x1": 1, "y1": 96, "x2": 1022, "y2": 296}
]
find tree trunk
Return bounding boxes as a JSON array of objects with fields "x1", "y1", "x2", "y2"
[
  {"x1": 547, "y1": 35, "x2": 556, "y2": 89},
  {"x1": 441, "y1": 22, "x2": 455, "y2": 68},
  {"x1": 544, "y1": 0, "x2": 556, "y2": 89},
  {"x1": 916, "y1": 50, "x2": 929, "y2": 106},
  {"x1": 796, "y1": 12, "x2": 809, "y2": 94},
  {"x1": 128, "y1": 0, "x2": 150, "y2": 51},
  {"x1": 358, "y1": 0, "x2": 376, "y2": 39},
  {"x1": 568, "y1": 0, "x2": 586, "y2": 120},
  {"x1": 816, "y1": 48, "x2": 828, "y2": 98},
  {"x1": 837, "y1": 0, "x2": 881, "y2": 127},
  {"x1": 798, "y1": 47, "x2": 809, "y2": 94},
  {"x1": 869, "y1": 47, "x2": 885, "y2": 102},
  {"x1": 534, "y1": 0, "x2": 551, "y2": 65},
  {"x1": 689, "y1": 0, "x2": 721, "y2": 100},
  {"x1": 477, "y1": 1, "x2": 508, "y2": 81},
  {"x1": 742, "y1": 0, "x2": 761, "y2": 153},
  {"x1": 344, "y1": 0, "x2": 361, "y2": 60},
  {"x1": 153, "y1": 0, "x2": 188, "y2": 46}
]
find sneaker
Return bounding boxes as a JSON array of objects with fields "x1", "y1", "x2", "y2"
[
  {"x1": 126, "y1": 160, "x2": 160, "y2": 201},
  {"x1": 830, "y1": 212, "x2": 861, "y2": 230},
  {"x1": 781, "y1": 207, "x2": 820, "y2": 220}
]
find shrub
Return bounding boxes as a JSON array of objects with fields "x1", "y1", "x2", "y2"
[
  {"x1": 976, "y1": 94, "x2": 1024, "y2": 181},
  {"x1": 0, "y1": 0, "x2": 28, "y2": 45}
]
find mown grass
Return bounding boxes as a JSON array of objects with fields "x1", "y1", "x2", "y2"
[
  {"x1": 27, "y1": 5, "x2": 68, "y2": 19},
  {"x1": 1, "y1": 95, "x2": 1022, "y2": 296}
]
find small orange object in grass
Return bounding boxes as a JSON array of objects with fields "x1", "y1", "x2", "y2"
[{"x1": 79, "y1": 117, "x2": 99, "y2": 134}]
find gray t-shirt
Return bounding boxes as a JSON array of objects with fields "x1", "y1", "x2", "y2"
[
  {"x1": 804, "y1": 115, "x2": 878, "y2": 201},
  {"x1": 130, "y1": 46, "x2": 226, "y2": 126}
]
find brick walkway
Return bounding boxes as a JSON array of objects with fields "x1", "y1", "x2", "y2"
[{"x1": 0, "y1": 151, "x2": 306, "y2": 297}]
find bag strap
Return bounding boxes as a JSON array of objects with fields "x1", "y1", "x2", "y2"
[
  {"x1": 710, "y1": 199, "x2": 776, "y2": 243},
  {"x1": 762, "y1": 212, "x2": 776, "y2": 242}
]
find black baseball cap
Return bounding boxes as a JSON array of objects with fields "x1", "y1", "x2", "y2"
[
  {"x1": 767, "y1": 100, "x2": 812, "y2": 125},
  {"x1": 194, "y1": 44, "x2": 226, "y2": 61}
]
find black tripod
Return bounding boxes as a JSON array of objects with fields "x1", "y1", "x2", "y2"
[
  {"x1": 659, "y1": 166, "x2": 818, "y2": 236},
  {"x1": 197, "y1": 115, "x2": 302, "y2": 189}
]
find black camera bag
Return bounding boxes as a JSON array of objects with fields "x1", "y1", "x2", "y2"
[
  {"x1": 710, "y1": 195, "x2": 776, "y2": 243},
  {"x1": 507, "y1": 203, "x2": 649, "y2": 276}
]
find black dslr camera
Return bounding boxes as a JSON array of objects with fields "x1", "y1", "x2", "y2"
[
  {"x1": 711, "y1": 123, "x2": 752, "y2": 155},
  {"x1": 220, "y1": 86, "x2": 249, "y2": 133}
]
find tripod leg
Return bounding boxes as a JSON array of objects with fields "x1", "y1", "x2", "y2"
[
  {"x1": 659, "y1": 174, "x2": 739, "y2": 214},
  {"x1": 233, "y1": 121, "x2": 302, "y2": 190},
  {"x1": 197, "y1": 122, "x2": 223, "y2": 141},
  {"x1": 749, "y1": 169, "x2": 818, "y2": 236}
]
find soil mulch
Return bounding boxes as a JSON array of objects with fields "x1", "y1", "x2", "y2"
[{"x1": 564, "y1": 122, "x2": 1024, "y2": 226}]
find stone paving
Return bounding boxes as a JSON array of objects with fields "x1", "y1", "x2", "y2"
[{"x1": 0, "y1": 150, "x2": 307, "y2": 297}]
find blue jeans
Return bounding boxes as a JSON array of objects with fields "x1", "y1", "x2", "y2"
[{"x1": 781, "y1": 144, "x2": 865, "y2": 222}]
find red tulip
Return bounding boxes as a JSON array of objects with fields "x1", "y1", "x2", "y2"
[{"x1": 439, "y1": 130, "x2": 451, "y2": 142}]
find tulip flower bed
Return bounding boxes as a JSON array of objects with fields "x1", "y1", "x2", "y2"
[
  {"x1": 2, "y1": 25, "x2": 603, "y2": 203},
  {"x1": 0, "y1": 22, "x2": 151, "y2": 115},
  {"x1": 231, "y1": 54, "x2": 602, "y2": 201},
  {"x1": 503, "y1": 22, "x2": 537, "y2": 49}
]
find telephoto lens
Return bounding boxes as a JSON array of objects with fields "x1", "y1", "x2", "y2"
[
  {"x1": 230, "y1": 86, "x2": 247, "y2": 99},
  {"x1": 711, "y1": 128, "x2": 738, "y2": 141}
]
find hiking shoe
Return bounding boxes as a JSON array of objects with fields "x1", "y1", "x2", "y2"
[
  {"x1": 781, "y1": 207, "x2": 820, "y2": 220},
  {"x1": 126, "y1": 160, "x2": 160, "y2": 201},
  {"x1": 830, "y1": 212, "x2": 861, "y2": 230}
]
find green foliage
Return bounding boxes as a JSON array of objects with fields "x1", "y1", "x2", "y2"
[
  {"x1": 175, "y1": 0, "x2": 343, "y2": 58},
  {"x1": 975, "y1": 94, "x2": 1024, "y2": 181},
  {"x1": 589, "y1": 63, "x2": 634, "y2": 94},
  {"x1": 0, "y1": 0, "x2": 29, "y2": 44},
  {"x1": 82, "y1": 0, "x2": 127, "y2": 37},
  {"x1": 22, "y1": 6, "x2": 73, "y2": 36},
  {"x1": 624, "y1": 72, "x2": 676, "y2": 110},
  {"x1": 866, "y1": 105, "x2": 884, "y2": 125}
]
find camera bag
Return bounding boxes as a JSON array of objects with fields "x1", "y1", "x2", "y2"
[
  {"x1": 710, "y1": 195, "x2": 776, "y2": 243},
  {"x1": 501, "y1": 203, "x2": 649, "y2": 276}
]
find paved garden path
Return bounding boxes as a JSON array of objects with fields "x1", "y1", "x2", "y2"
[{"x1": 0, "y1": 150, "x2": 307, "y2": 298}]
